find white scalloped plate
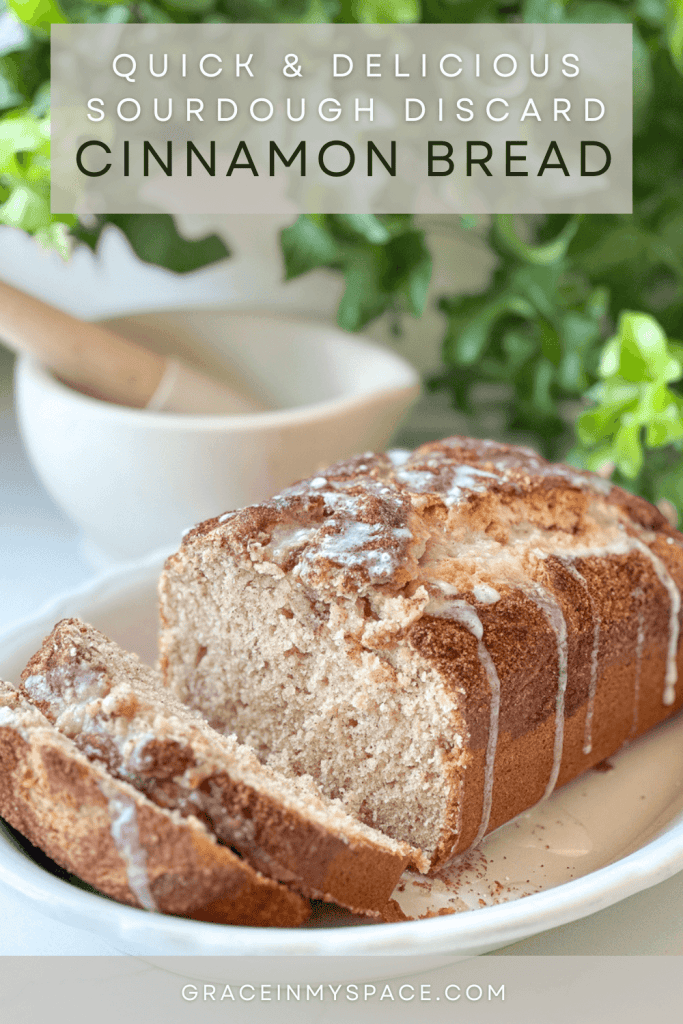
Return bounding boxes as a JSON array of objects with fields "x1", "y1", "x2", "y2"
[{"x1": 1, "y1": 549, "x2": 682, "y2": 960}]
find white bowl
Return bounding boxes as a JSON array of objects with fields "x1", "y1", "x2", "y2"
[
  {"x1": 15, "y1": 308, "x2": 419, "y2": 563},
  {"x1": 1, "y1": 552, "x2": 683, "y2": 964}
]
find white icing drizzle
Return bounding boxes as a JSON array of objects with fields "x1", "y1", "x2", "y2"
[
  {"x1": 472, "y1": 585, "x2": 501, "y2": 605},
  {"x1": 394, "y1": 461, "x2": 499, "y2": 504},
  {"x1": 630, "y1": 587, "x2": 645, "y2": 739},
  {"x1": 23, "y1": 665, "x2": 106, "y2": 708},
  {"x1": 549, "y1": 463, "x2": 614, "y2": 496},
  {"x1": 21, "y1": 673, "x2": 54, "y2": 705},
  {"x1": 0, "y1": 705, "x2": 20, "y2": 728},
  {"x1": 386, "y1": 448, "x2": 411, "y2": 466},
  {"x1": 524, "y1": 582, "x2": 568, "y2": 800},
  {"x1": 394, "y1": 468, "x2": 439, "y2": 491},
  {"x1": 99, "y1": 783, "x2": 157, "y2": 912},
  {"x1": 268, "y1": 480, "x2": 413, "y2": 584},
  {"x1": 629, "y1": 537, "x2": 680, "y2": 706},
  {"x1": 445, "y1": 465, "x2": 499, "y2": 505},
  {"x1": 270, "y1": 525, "x2": 319, "y2": 560},
  {"x1": 425, "y1": 595, "x2": 500, "y2": 846},
  {"x1": 558, "y1": 558, "x2": 600, "y2": 755}
]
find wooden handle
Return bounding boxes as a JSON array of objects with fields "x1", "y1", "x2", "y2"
[{"x1": 0, "y1": 280, "x2": 166, "y2": 407}]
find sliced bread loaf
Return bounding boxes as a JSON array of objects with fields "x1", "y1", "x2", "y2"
[
  {"x1": 21, "y1": 618, "x2": 412, "y2": 912},
  {"x1": 158, "y1": 438, "x2": 683, "y2": 871},
  {"x1": 0, "y1": 679, "x2": 309, "y2": 926}
]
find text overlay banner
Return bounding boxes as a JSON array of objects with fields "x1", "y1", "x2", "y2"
[{"x1": 51, "y1": 23, "x2": 633, "y2": 215}]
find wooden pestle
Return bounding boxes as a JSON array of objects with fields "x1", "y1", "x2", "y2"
[{"x1": 0, "y1": 280, "x2": 266, "y2": 414}]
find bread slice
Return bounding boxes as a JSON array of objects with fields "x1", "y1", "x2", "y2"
[
  {"x1": 158, "y1": 437, "x2": 683, "y2": 872},
  {"x1": 0, "y1": 680, "x2": 308, "y2": 926},
  {"x1": 20, "y1": 619, "x2": 412, "y2": 913}
]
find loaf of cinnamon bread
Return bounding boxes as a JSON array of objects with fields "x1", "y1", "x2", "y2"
[{"x1": 159, "y1": 437, "x2": 683, "y2": 872}]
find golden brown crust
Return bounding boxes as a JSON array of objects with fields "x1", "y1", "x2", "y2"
[
  {"x1": 416, "y1": 544, "x2": 683, "y2": 865},
  {"x1": 177, "y1": 438, "x2": 665, "y2": 594},
  {"x1": 0, "y1": 682, "x2": 309, "y2": 927},
  {"x1": 196, "y1": 770, "x2": 409, "y2": 912},
  {"x1": 21, "y1": 619, "x2": 410, "y2": 914}
]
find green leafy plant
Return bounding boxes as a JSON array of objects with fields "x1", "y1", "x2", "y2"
[
  {"x1": 572, "y1": 312, "x2": 683, "y2": 510},
  {"x1": 279, "y1": 2, "x2": 683, "y2": 519},
  {"x1": 432, "y1": 215, "x2": 607, "y2": 456},
  {"x1": 281, "y1": 214, "x2": 431, "y2": 332},
  {"x1": 425, "y1": 4, "x2": 682, "y2": 511},
  {"x1": 1, "y1": 0, "x2": 683, "y2": 516}
]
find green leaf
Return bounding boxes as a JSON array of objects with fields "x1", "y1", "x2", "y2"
[
  {"x1": 539, "y1": 320, "x2": 561, "y2": 365},
  {"x1": 635, "y1": 0, "x2": 668, "y2": 28},
  {"x1": 72, "y1": 214, "x2": 229, "y2": 274},
  {"x1": 560, "y1": 310, "x2": 600, "y2": 351},
  {"x1": 576, "y1": 311, "x2": 683, "y2": 484},
  {"x1": 30, "y1": 82, "x2": 50, "y2": 118},
  {"x1": 598, "y1": 335, "x2": 621, "y2": 378},
  {"x1": 351, "y1": 0, "x2": 420, "y2": 23},
  {"x1": 557, "y1": 350, "x2": 588, "y2": 394},
  {"x1": 159, "y1": 0, "x2": 216, "y2": 16},
  {"x1": 667, "y1": 0, "x2": 683, "y2": 73},
  {"x1": 0, "y1": 113, "x2": 47, "y2": 164},
  {"x1": 531, "y1": 358, "x2": 556, "y2": 415},
  {"x1": 522, "y1": 0, "x2": 566, "y2": 23},
  {"x1": 577, "y1": 403, "x2": 631, "y2": 445},
  {"x1": 495, "y1": 214, "x2": 579, "y2": 266},
  {"x1": 298, "y1": 0, "x2": 341, "y2": 24},
  {"x1": 337, "y1": 249, "x2": 387, "y2": 332},
  {"x1": 35, "y1": 217, "x2": 73, "y2": 259},
  {"x1": 585, "y1": 286, "x2": 609, "y2": 322},
  {"x1": 132, "y1": 1, "x2": 170, "y2": 22},
  {"x1": 646, "y1": 408, "x2": 683, "y2": 447},
  {"x1": 0, "y1": 78, "x2": 24, "y2": 111},
  {"x1": 510, "y1": 264, "x2": 563, "y2": 322},
  {"x1": 385, "y1": 229, "x2": 432, "y2": 317},
  {"x1": 280, "y1": 216, "x2": 340, "y2": 280},
  {"x1": 445, "y1": 293, "x2": 536, "y2": 366},
  {"x1": 0, "y1": 183, "x2": 49, "y2": 231},
  {"x1": 609, "y1": 311, "x2": 683, "y2": 383},
  {"x1": 7, "y1": 0, "x2": 67, "y2": 32},
  {"x1": 502, "y1": 328, "x2": 537, "y2": 369},
  {"x1": 574, "y1": 442, "x2": 618, "y2": 475},
  {"x1": 613, "y1": 419, "x2": 644, "y2": 478},
  {"x1": 565, "y1": 1, "x2": 628, "y2": 23},
  {"x1": 281, "y1": 214, "x2": 429, "y2": 329},
  {"x1": 335, "y1": 213, "x2": 391, "y2": 245},
  {"x1": 590, "y1": 380, "x2": 641, "y2": 407}
]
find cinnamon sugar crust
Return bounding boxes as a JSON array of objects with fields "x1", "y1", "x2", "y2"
[
  {"x1": 21, "y1": 619, "x2": 413, "y2": 911},
  {"x1": 0, "y1": 681, "x2": 308, "y2": 927},
  {"x1": 160, "y1": 437, "x2": 683, "y2": 872}
]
